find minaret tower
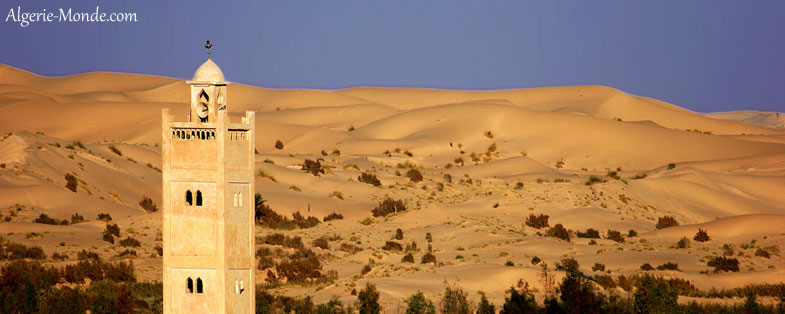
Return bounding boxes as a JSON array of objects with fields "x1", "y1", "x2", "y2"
[{"x1": 161, "y1": 58, "x2": 255, "y2": 314}]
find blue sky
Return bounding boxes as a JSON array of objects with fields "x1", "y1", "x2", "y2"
[{"x1": 2, "y1": 0, "x2": 784, "y2": 112}]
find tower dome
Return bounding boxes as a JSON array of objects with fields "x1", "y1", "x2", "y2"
[{"x1": 191, "y1": 58, "x2": 226, "y2": 84}]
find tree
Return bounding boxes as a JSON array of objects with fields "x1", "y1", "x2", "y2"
[
  {"x1": 500, "y1": 285, "x2": 539, "y2": 314},
  {"x1": 559, "y1": 275, "x2": 603, "y2": 314},
  {"x1": 357, "y1": 282, "x2": 381, "y2": 314},
  {"x1": 405, "y1": 292, "x2": 436, "y2": 314},
  {"x1": 441, "y1": 284, "x2": 471, "y2": 314},
  {"x1": 476, "y1": 292, "x2": 495, "y2": 314},
  {"x1": 633, "y1": 274, "x2": 677, "y2": 314}
]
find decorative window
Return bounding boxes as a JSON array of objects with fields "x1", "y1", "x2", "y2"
[
  {"x1": 186, "y1": 190, "x2": 193, "y2": 206},
  {"x1": 233, "y1": 192, "x2": 243, "y2": 207},
  {"x1": 196, "y1": 278, "x2": 203, "y2": 293},
  {"x1": 187, "y1": 277, "x2": 193, "y2": 293},
  {"x1": 196, "y1": 191, "x2": 203, "y2": 206},
  {"x1": 234, "y1": 280, "x2": 245, "y2": 294}
]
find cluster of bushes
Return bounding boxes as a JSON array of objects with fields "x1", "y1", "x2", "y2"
[
  {"x1": 259, "y1": 233, "x2": 304, "y2": 249},
  {"x1": 707, "y1": 256, "x2": 740, "y2": 272},
  {"x1": 65, "y1": 173, "x2": 78, "y2": 192},
  {"x1": 254, "y1": 194, "x2": 320, "y2": 229},
  {"x1": 524, "y1": 214, "x2": 549, "y2": 229},
  {"x1": 301, "y1": 159, "x2": 325, "y2": 176},
  {"x1": 546, "y1": 224, "x2": 570, "y2": 242},
  {"x1": 0, "y1": 238, "x2": 46, "y2": 260},
  {"x1": 656, "y1": 215, "x2": 679, "y2": 229},
  {"x1": 103, "y1": 223, "x2": 121, "y2": 244},
  {"x1": 0, "y1": 259, "x2": 158, "y2": 314},
  {"x1": 34, "y1": 213, "x2": 69, "y2": 225},
  {"x1": 371, "y1": 198, "x2": 406, "y2": 217},
  {"x1": 694, "y1": 228, "x2": 711, "y2": 242},
  {"x1": 577, "y1": 228, "x2": 600, "y2": 239},
  {"x1": 138, "y1": 196, "x2": 158, "y2": 213},
  {"x1": 358, "y1": 172, "x2": 382, "y2": 186}
]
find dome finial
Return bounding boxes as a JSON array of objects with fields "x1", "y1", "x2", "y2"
[{"x1": 189, "y1": 58, "x2": 226, "y2": 84}]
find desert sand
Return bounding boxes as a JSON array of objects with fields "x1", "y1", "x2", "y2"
[{"x1": 1, "y1": 63, "x2": 784, "y2": 310}]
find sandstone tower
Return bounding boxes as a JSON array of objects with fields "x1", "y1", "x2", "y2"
[{"x1": 161, "y1": 59, "x2": 255, "y2": 313}]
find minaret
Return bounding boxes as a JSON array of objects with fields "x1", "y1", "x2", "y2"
[{"x1": 161, "y1": 59, "x2": 255, "y2": 314}]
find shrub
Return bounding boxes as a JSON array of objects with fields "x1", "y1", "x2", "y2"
[
  {"x1": 755, "y1": 247, "x2": 771, "y2": 259},
  {"x1": 361, "y1": 263, "x2": 373, "y2": 276},
  {"x1": 274, "y1": 248, "x2": 324, "y2": 282},
  {"x1": 531, "y1": 256, "x2": 541, "y2": 265},
  {"x1": 558, "y1": 257, "x2": 580, "y2": 273},
  {"x1": 606, "y1": 229, "x2": 625, "y2": 243},
  {"x1": 425, "y1": 232, "x2": 432, "y2": 242},
  {"x1": 65, "y1": 173, "x2": 78, "y2": 192},
  {"x1": 97, "y1": 213, "x2": 112, "y2": 221},
  {"x1": 505, "y1": 260, "x2": 515, "y2": 267},
  {"x1": 70, "y1": 212, "x2": 85, "y2": 224},
  {"x1": 292, "y1": 212, "x2": 321, "y2": 229},
  {"x1": 357, "y1": 283, "x2": 381, "y2": 314},
  {"x1": 0, "y1": 239, "x2": 46, "y2": 260},
  {"x1": 302, "y1": 159, "x2": 325, "y2": 176},
  {"x1": 676, "y1": 237, "x2": 690, "y2": 249},
  {"x1": 105, "y1": 223, "x2": 121, "y2": 237},
  {"x1": 137, "y1": 196, "x2": 158, "y2": 213},
  {"x1": 371, "y1": 198, "x2": 406, "y2": 217},
  {"x1": 592, "y1": 263, "x2": 605, "y2": 272},
  {"x1": 315, "y1": 297, "x2": 349, "y2": 314},
  {"x1": 655, "y1": 216, "x2": 679, "y2": 229},
  {"x1": 558, "y1": 273, "x2": 603, "y2": 314},
  {"x1": 406, "y1": 169, "x2": 423, "y2": 183},
  {"x1": 358, "y1": 172, "x2": 382, "y2": 186},
  {"x1": 421, "y1": 253, "x2": 436, "y2": 264},
  {"x1": 576, "y1": 228, "x2": 600, "y2": 239},
  {"x1": 585, "y1": 176, "x2": 604, "y2": 185},
  {"x1": 260, "y1": 233, "x2": 304, "y2": 249},
  {"x1": 405, "y1": 291, "x2": 436, "y2": 314},
  {"x1": 77, "y1": 250, "x2": 101, "y2": 260},
  {"x1": 476, "y1": 293, "x2": 495, "y2": 314},
  {"x1": 312, "y1": 238, "x2": 329, "y2": 250},
  {"x1": 667, "y1": 163, "x2": 676, "y2": 170},
  {"x1": 102, "y1": 232, "x2": 115, "y2": 244},
  {"x1": 108, "y1": 145, "x2": 123, "y2": 156},
  {"x1": 323, "y1": 212, "x2": 343, "y2": 222},
  {"x1": 546, "y1": 224, "x2": 570, "y2": 242},
  {"x1": 656, "y1": 262, "x2": 679, "y2": 271},
  {"x1": 394, "y1": 228, "x2": 404, "y2": 240},
  {"x1": 640, "y1": 263, "x2": 655, "y2": 271},
  {"x1": 524, "y1": 214, "x2": 549, "y2": 229},
  {"x1": 382, "y1": 241, "x2": 403, "y2": 252},
  {"x1": 628, "y1": 229, "x2": 638, "y2": 237},
  {"x1": 694, "y1": 228, "x2": 710, "y2": 242},
  {"x1": 119, "y1": 237, "x2": 141, "y2": 248},
  {"x1": 274, "y1": 140, "x2": 284, "y2": 150},
  {"x1": 440, "y1": 284, "x2": 471, "y2": 314},
  {"x1": 401, "y1": 253, "x2": 415, "y2": 263},
  {"x1": 594, "y1": 274, "x2": 616, "y2": 290},
  {"x1": 34, "y1": 213, "x2": 68, "y2": 225},
  {"x1": 707, "y1": 256, "x2": 739, "y2": 272}
]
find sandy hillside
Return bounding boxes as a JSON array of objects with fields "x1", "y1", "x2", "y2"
[
  {"x1": 1, "y1": 64, "x2": 784, "y2": 310},
  {"x1": 706, "y1": 111, "x2": 785, "y2": 130}
]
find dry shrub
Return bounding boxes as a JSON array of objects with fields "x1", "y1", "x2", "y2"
[
  {"x1": 694, "y1": 229, "x2": 710, "y2": 242},
  {"x1": 382, "y1": 241, "x2": 403, "y2": 252},
  {"x1": 358, "y1": 172, "x2": 382, "y2": 186},
  {"x1": 421, "y1": 253, "x2": 436, "y2": 264},
  {"x1": 401, "y1": 253, "x2": 415, "y2": 263},
  {"x1": 707, "y1": 256, "x2": 739, "y2": 272},
  {"x1": 606, "y1": 229, "x2": 625, "y2": 243},
  {"x1": 656, "y1": 262, "x2": 679, "y2": 271},
  {"x1": 406, "y1": 169, "x2": 423, "y2": 183},
  {"x1": 372, "y1": 198, "x2": 406, "y2": 217},
  {"x1": 301, "y1": 159, "x2": 325, "y2": 176},
  {"x1": 655, "y1": 216, "x2": 679, "y2": 229},
  {"x1": 138, "y1": 196, "x2": 158, "y2": 213},
  {"x1": 577, "y1": 228, "x2": 600, "y2": 239},
  {"x1": 323, "y1": 212, "x2": 343, "y2": 222},
  {"x1": 65, "y1": 173, "x2": 78, "y2": 192},
  {"x1": 546, "y1": 224, "x2": 570, "y2": 242},
  {"x1": 525, "y1": 214, "x2": 549, "y2": 229}
]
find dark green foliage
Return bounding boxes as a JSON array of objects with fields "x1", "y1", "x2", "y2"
[
  {"x1": 77, "y1": 249, "x2": 101, "y2": 261},
  {"x1": 421, "y1": 253, "x2": 436, "y2": 264},
  {"x1": 361, "y1": 263, "x2": 372, "y2": 276},
  {"x1": 656, "y1": 216, "x2": 679, "y2": 229},
  {"x1": 292, "y1": 211, "x2": 321, "y2": 229},
  {"x1": 707, "y1": 256, "x2": 740, "y2": 272},
  {"x1": 667, "y1": 163, "x2": 676, "y2": 170},
  {"x1": 627, "y1": 229, "x2": 637, "y2": 237},
  {"x1": 275, "y1": 248, "x2": 324, "y2": 283},
  {"x1": 440, "y1": 284, "x2": 471, "y2": 314},
  {"x1": 38, "y1": 285, "x2": 89, "y2": 314},
  {"x1": 525, "y1": 213, "x2": 549, "y2": 229},
  {"x1": 594, "y1": 275, "x2": 616, "y2": 290},
  {"x1": 676, "y1": 236, "x2": 690, "y2": 249},
  {"x1": 358, "y1": 282, "x2": 381, "y2": 314},
  {"x1": 577, "y1": 228, "x2": 600, "y2": 238},
  {"x1": 558, "y1": 257, "x2": 580, "y2": 273},
  {"x1": 274, "y1": 140, "x2": 284, "y2": 150},
  {"x1": 633, "y1": 274, "x2": 678, "y2": 314},
  {"x1": 426, "y1": 232, "x2": 433, "y2": 242},
  {"x1": 405, "y1": 291, "x2": 436, "y2": 314},
  {"x1": 505, "y1": 260, "x2": 515, "y2": 266},
  {"x1": 559, "y1": 275, "x2": 604, "y2": 314},
  {"x1": 315, "y1": 296, "x2": 349, "y2": 314},
  {"x1": 546, "y1": 223, "x2": 570, "y2": 242},
  {"x1": 260, "y1": 233, "x2": 304, "y2": 249},
  {"x1": 65, "y1": 173, "x2": 78, "y2": 192},
  {"x1": 476, "y1": 293, "x2": 495, "y2": 314},
  {"x1": 359, "y1": 172, "x2": 382, "y2": 186},
  {"x1": 323, "y1": 212, "x2": 343, "y2": 222},
  {"x1": 102, "y1": 232, "x2": 115, "y2": 244},
  {"x1": 500, "y1": 285, "x2": 540, "y2": 314},
  {"x1": 302, "y1": 159, "x2": 325, "y2": 176},
  {"x1": 138, "y1": 195, "x2": 158, "y2": 212},
  {"x1": 372, "y1": 198, "x2": 406, "y2": 217},
  {"x1": 406, "y1": 169, "x2": 424, "y2": 183},
  {"x1": 586, "y1": 176, "x2": 605, "y2": 185},
  {"x1": 755, "y1": 247, "x2": 771, "y2": 258},
  {"x1": 119, "y1": 237, "x2": 141, "y2": 248},
  {"x1": 592, "y1": 263, "x2": 605, "y2": 272},
  {"x1": 97, "y1": 213, "x2": 112, "y2": 221},
  {"x1": 34, "y1": 213, "x2": 68, "y2": 225},
  {"x1": 606, "y1": 229, "x2": 625, "y2": 243},
  {"x1": 254, "y1": 194, "x2": 320, "y2": 229},
  {"x1": 694, "y1": 228, "x2": 710, "y2": 242},
  {"x1": 402, "y1": 253, "x2": 415, "y2": 263}
]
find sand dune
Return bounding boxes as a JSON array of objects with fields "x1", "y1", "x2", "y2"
[{"x1": 1, "y1": 65, "x2": 784, "y2": 310}]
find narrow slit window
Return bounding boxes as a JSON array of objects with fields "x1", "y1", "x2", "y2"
[
  {"x1": 233, "y1": 193, "x2": 238, "y2": 207},
  {"x1": 238, "y1": 193, "x2": 243, "y2": 207},
  {"x1": 196, "y1": 191, "x2": 203, "y2": 206},
  {"x1": 196, "y1": 278, "x2": 203, "y2": 293},
  {"x1": 234, "y1": 280, "x2": 240, "y2": 294},
  {"x1": 187, "y1": 277, "x2": 193, "y2": 293},
  {"x1": 186, "y1": 190, "x2": 193, "y2": 206}
]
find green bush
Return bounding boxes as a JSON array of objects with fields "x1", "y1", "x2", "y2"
[
  {"x1": 357, "y1": 282, "x2": 381, "y2": 314},
  {"x1": 633, "y1": 274, "x2": 678, "y2": 314},
  {"x1": 404, "y1": 291, "x2": 436, "y2": 314},
  {"x1": 500, "y1": 285, "x2": 540, "y2": 314},
  {"x1": 440, "y1": 284, "x2": 471, "y2": 314}
]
